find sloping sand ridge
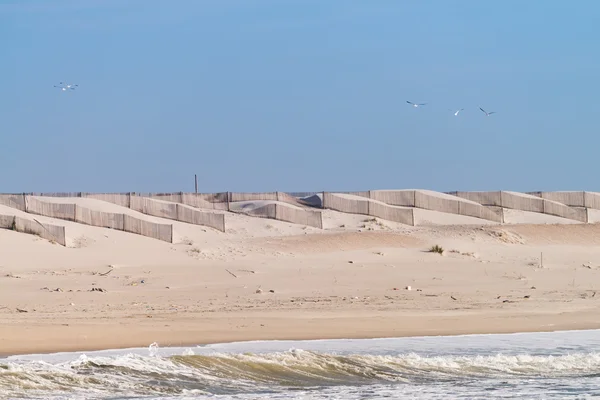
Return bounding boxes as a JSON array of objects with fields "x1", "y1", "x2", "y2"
[{"x1": 1, "y1": 190, "x2": 600, "y2": 354}]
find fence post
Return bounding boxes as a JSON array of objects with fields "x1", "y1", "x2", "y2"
[
  {"x1": 220, "y1": 213, "x2": 226, "y2": 232},
  {"x1": 586, "y1": 208, "x2": 590, "y2": 224},
  {"x1": 542, "y1": 198, "x2": 545, "y2": 214},
  {"x1": 60, "y1": 226, "x2": 66, "y2": 246}
]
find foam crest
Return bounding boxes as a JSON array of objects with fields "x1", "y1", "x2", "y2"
[
  {"x1": 174, "y1": 350, "x2": 600, "y2": 381},
  {"x1": 3, "y1": 349, "x2": 600, "y2": 398}
]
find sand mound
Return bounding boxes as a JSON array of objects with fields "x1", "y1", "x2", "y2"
[
  {"x1": 27, "y1": 196, "x2": 206, "y2": 245},
  {"x1": 320, "y1": 210, "x2": 413, "y2": 232},
  {"x1": 502, "y1": 209, "x2": 579, "y2": 225},
  {"x1": 502, "y1": 223, "x2": 600, "y2": 245},
  {"x1": 34, "y1": 196, "x2": 321, "y2": 242},
  {"x1": 414, "y1": 209, "x2": 497, "y2": 226},
  {"x1": 485, "y1": 228, "x2": 526, "y2": 244},
  {"x1": 253, "y1": 231, "x2": 423, "y2": 253}
]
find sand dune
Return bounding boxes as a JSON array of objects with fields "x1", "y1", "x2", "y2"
[
  {"x1": 3, "y1": 218, "x2": 600, "y2": 355},
  {"x1": 2, "y1": 191, "x2": 600, "y2": 355},
  {"x1": 413, "y1": 208, "x2": 497, "y2": 226},
  {"x1": 502, "y1": 209, "x2": 580, "y2": 225}
]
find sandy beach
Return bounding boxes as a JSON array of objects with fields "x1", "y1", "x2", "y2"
[{"x1": 2, "y1": 196, "x2": 600, "y2": 355}]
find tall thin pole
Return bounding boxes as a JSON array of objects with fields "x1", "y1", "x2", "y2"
[{"x1": 194, "y1": 174, "x2": 198, "y2": 194}]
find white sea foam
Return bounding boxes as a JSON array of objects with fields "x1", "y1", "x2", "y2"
[{"x1": 2, "y1": 329, "x2": 600, "y2": 399}]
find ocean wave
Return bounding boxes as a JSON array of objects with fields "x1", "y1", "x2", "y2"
[
  {"x1": 2, "y1": 349, "x2": 600, "y2": 398},
  {"x1": 171, "y1": 350, "x2": 600, "y2": 382}
]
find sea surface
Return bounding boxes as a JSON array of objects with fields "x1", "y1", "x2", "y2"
[{"x1": 2, "y1": 329, "x2": 600, "y2": 399}]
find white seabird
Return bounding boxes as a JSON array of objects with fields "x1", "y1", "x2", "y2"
[
  {"x1": 450, "y1": 108, "x2": 464, "y2": 116},
  {"x1": 406, "y1": 101, "x2": 427, "y2": 108},
  {"x1": 479, "y1": 107, "x2": 496, "y2": 116},
  {"x1": 54, "y1": 82, "x2": 78, "y2": 91}
]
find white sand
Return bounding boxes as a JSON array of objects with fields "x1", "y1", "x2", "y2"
[
  {"x1": 502, "y1": 209, "x2": 580, "y2": 224},
  {"x1": 413, "y1": 208, "x2": 498, "y2": 225},
  {"x1": 1, "y1": 193, "x2": 600, "y2": 354}
]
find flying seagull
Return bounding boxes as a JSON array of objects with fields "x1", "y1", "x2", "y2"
[
  {"x1": 450, "y1": 108, "x2": 464, "y2": 116},
  {"x1": 54, "y1": 82, "x2": 78, "y2": 91},
  {"x1": 479, "y1": 107, "x2": 496, "y2": 116},
  {"x1": 406, "y1": 101, "x2": 427, "y2": 108}
]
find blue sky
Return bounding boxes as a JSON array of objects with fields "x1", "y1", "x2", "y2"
[{"x1": 2, "y1": 0, "x2": 599, "y2": 193}]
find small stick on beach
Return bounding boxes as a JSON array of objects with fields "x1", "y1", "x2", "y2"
[{"x1": 225, "y1": 269, "x2": 237, "y2": 278}]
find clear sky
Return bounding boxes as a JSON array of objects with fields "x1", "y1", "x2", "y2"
[{"x1": 2, "y1": 0, "x2": 599, "y2": 193}]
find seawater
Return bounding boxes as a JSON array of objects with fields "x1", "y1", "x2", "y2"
[{"x1": 2, "y1": 329, "x2": 600, "y2": 399}]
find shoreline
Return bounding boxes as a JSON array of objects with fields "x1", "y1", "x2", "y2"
[{"x1": 3, "y1": 309, "x2": 600, "y2": 357}]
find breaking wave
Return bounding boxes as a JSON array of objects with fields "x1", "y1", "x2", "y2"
[{"x1": 2, "y1": 349, "x2": 600, "y2": 398}]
